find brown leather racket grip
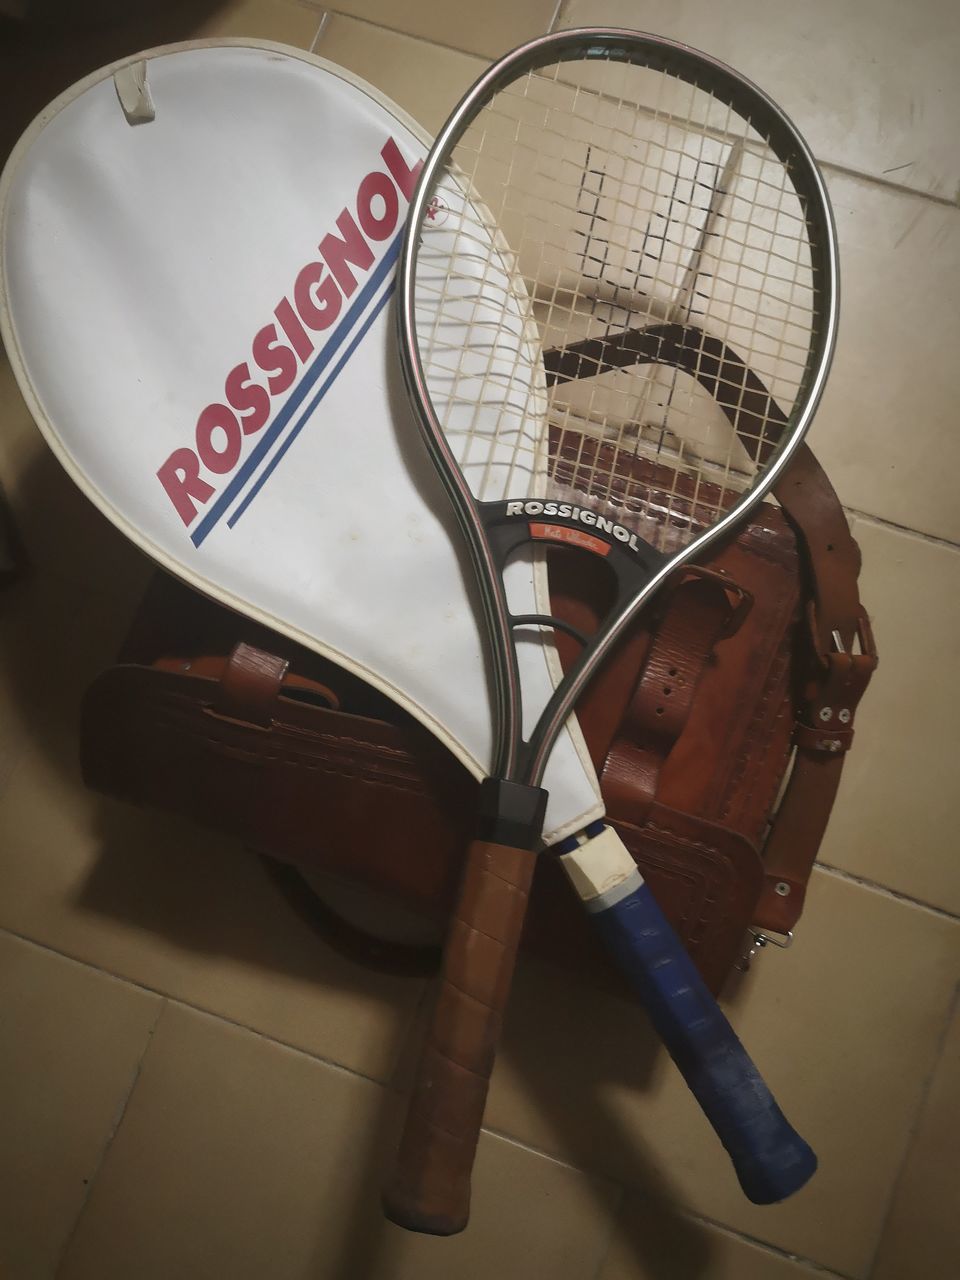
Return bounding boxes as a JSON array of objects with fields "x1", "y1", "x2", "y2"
[{"x1": 383, "y1": 837, "x2": 538, "y2": 1235}]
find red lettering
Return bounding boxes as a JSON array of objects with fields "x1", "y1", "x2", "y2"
[
  {"x1": 357, "y1": 169, "x2": 399, "y2": 242},
  {"x1": 319, "y1": 209, "x2": 374, "y2": 297},
  {"x1": 195, "y1": 403, "x2": 242, "y2": 474},
  {"x1": 275, "y1": 297, "x2": 314, "y2": 363},
  {"x1": 225, "y1": 362, "x2": 270, "y2": 435},
  {"x1": 161, "y1": 138, "x2": 428, "y2": 528},
  {"x1": 157, "y1": 448, "x2": 215, "y2": 526},
  {"x1": 252, "y1": 323, "x2": 297, "y2": 395},
  {"x1": 294, "y1": 262, "x2": 343, "y2": 331},
  {"x1": 381, "y1": 137, "x2": 422, "y2": 201}
]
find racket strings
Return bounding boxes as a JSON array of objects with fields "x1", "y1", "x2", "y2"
[{"x1": 414, "y1": 51, "x2": 819, "y2": 550}]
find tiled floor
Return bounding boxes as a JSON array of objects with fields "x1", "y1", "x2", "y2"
[{"x1": 0, "y1": 2, "x2": 958, "y2": 1278}]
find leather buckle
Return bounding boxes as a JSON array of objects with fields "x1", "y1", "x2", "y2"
[
  {"x1": 799, "y1": 609, "x2": 877, "y2": 754},
  {"x1": 674, "y1": 565, "x2": 754, "y2": 638}
]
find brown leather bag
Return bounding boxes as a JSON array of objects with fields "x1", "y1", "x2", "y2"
[{"x1": 80, "y1": 443, "x2": 875, "y2": 994}]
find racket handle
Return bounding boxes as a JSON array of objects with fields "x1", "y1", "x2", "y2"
[
  {"x1": 560, "y1": 830, "x2": 816, "y2": 1204},
  {"x1": 383, "y1": 836, "x2": 537, "y2": 1235}
]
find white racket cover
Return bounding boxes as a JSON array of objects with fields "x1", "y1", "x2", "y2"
[{"x1": 0, "y1": 40, "x2": 601, "y2": 843}]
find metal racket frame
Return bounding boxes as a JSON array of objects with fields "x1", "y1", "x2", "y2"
[{"x1": 397, "y1": 26, "x2": 839, "y2": 788}]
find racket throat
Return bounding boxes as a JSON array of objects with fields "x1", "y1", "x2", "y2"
[
  {"x1": 475, "y1": 777, "x2": 548, "y2": 851},
  {"x1": 482, "y1": 499, "x2": 667, "y2": 577}
]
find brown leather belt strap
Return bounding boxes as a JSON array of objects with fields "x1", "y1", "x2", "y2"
[
  {"x1": 601, "y1": 570, "x2": 745, "y2": 826},
  {"x1": 755, "y1": 607, "x2": 877, "y2": 932},
  {"x1": 211, "y1": 642, "x2": 289, "y2": 726},
  {"x1": 752, "y1": 447, "x2": 879, "y2": 933},
  {"x1": 153, "y1": 643, "x2": 340, "y2": 724},
  {"x1": 773, "y1": 443, "x2": 862, "y2": 656}
]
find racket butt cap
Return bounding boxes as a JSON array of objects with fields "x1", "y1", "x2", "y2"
[
  {"x1": 381, "y1": 1188, "x2": 468, "y2": 1236},
  {"x1": 737, "y1": 1140, "x2": 818, "y2": 1205}
]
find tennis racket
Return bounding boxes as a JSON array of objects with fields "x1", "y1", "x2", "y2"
[{"x1": 383, "y1": 29, "x2": 838, "y2": 1234}]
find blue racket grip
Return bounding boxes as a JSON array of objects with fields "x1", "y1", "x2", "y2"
[{"x1": 560, "y1": 831, "x2": 816, "y2": 1204}]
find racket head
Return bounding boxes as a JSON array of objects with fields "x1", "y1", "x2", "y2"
[{"x1": 398, "y1": 27, "x2": 839, "y2": 782}]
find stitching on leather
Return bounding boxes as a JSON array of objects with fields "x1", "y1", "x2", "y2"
[
  {"x1": 142, "y1": 711, "x2": 437, "y2": 796},
  {"x1": 719, "y1": 626, "x2": 795, "y2": 830},
  {"x1": 715, "y1": 569, "x2": 796, "y2": 822},
  {"x1": 616, "y1": 818, "x2": 745, "y2": 936}
]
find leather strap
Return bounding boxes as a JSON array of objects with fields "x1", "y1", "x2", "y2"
[
  {"x1": 153, "y1": 646, "x2": 340, "y2": 718},
  {"x1": 773, "y1": 444, "x2": 862, "y2": 656},
  {"x1": 748, "y1": 449, "x2": 877, "y2": 932},
  {"x1": 601, "y1": 570, "x2": 745, "y2": 825},
  {"x1": 754, "y1": 608, "x2": 877, "y2": 932},
  {"x1": 211, "y1": 642, "x2": 288, "y2": 727}
]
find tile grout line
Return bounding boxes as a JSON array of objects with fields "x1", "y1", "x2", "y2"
[
  {"x1": 482, "y1": 1122, "x2": 621, "y2": 1179},
  {"x1": 862, "y1": 979, "x2": 960, "y2": 1280},
  {"x1": 309, "y1": 7, "x2": 330, "y2": 54},
  {"x1": 844, "y1": 506, "x2": 960, "y2": 553},
  {"x1": 548, "y1": 0, "x2": 567, "y2": 34},
  {"x1": 818, "y1": 154, "x2": 959, "y2": 209},
  {"x1": 53, "y1": 997, "x2": 167, "y2": 1277},
  {"x1": 691, "y1": 1211, "x2": 855, "y2": 1278},
  {"x1": 317, "y1": 8, "x2": 490, "y2": 64},
  {"x1": 294, "y1": 5, "x2": 958, "y2": 212},
  {"x1": 0, "y1": 926, "x2": 392, "y2": 1090},
  {"x1": 816, "y1": 862, "x2": 960, "y2": 924}
]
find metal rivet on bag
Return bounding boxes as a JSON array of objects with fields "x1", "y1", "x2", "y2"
[
  {"x1": 775, "y1": 882, "x2": 791, "y2": 896},
  {"x1": 819, "y1": 707, "x2": 832, "y2": 721},
  {"x1": 838, "y1": 708, "x2": 851, "y2": 723}
]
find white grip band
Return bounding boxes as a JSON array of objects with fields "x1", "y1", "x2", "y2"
[{"x1": 559, "y1": 827, "x2": 645, "y2": 911}]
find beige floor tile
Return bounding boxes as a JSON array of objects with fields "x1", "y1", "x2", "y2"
[
  {"x1": 193, "y1": 0, "x2": 323, "y2": 45},
  {"x1": 807, "y1": 175, "x2": 960, "y2": 543},
  {"x1": 317, "y1": 0, "x2": 557, "y2": 59},
  {"x1": 871, "y1": 1002, "x2": 960, "y2": 1280},
  {"x1": 598, "y1": 1199, "x2": 844, "y2": 1280},
  {"x1": 59, "y1": 1001, "x2": 619, "y2": 1280},
  {"x1": 460, "y1": 869, "x2": 960, "y2": 1276},
  {"x1": 819, "y1": 519, "x2": 960, "y2": 915},
  {"x1": 0, "y1": 931, "x2": 161, "y2": 1279},
  {"x1": 0, "y1": 739, "x2": 424, "y2": 1082},
  {"x1": 558, "y1": 0, "x2": 960, "y2": 199},
  {"x1": 316, "y1": 14, "x2": 487, "y2": 135}
]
